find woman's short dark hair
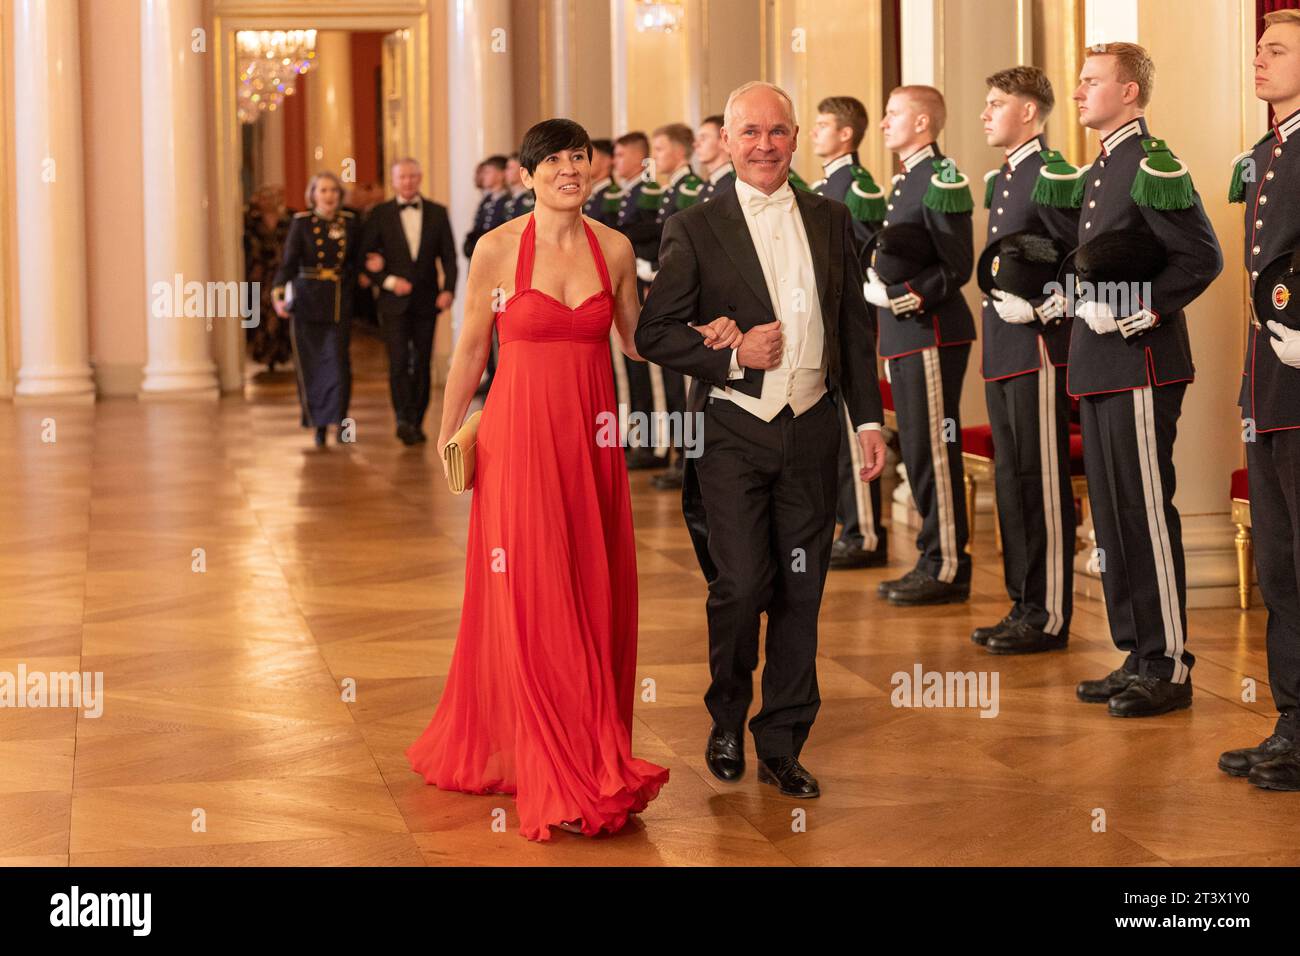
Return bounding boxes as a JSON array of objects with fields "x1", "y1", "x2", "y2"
[{"x1": 519, "y1": 119, "x2": 592, "y2": 175}]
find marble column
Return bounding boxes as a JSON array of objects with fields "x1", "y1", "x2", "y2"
[
  {"x1": 13, "y1": 0, "x2": 94, "y2": 403},
  {"x1": 139, "y1": 0, "x2": 219, "y2": 399},
  {"x1": 305, "y1": 31, "x2": 355, "y2": 184},
  {"x1": 257, "y1": 106, "x2": 287, "y2": 193},
  {"x1": 447, "y1": 0, "x2": 514, "y2": 342}
]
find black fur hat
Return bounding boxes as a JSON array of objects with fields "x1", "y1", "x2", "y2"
[
  {"x1": 1254, "y1": 249, "x2": 1300, "y2": 331},
  {"x1": 864, "y1": 223, "x2": 939, "y2": 287},
  {"x1": 1058, "y1": 230, "x2": 1168, "y2": 296},
  {"x1": 977, "y1": 231, "x2": 1068, "y2": 300}
]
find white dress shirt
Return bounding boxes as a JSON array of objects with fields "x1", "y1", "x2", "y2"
[
  {"x1": 383, "y1": 195, "x2": 423, "y2": 291},
  {"x1": 710, "y1": 177, "x2": 879, "y2": 432}
]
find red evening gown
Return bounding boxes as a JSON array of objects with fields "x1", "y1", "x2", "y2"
[{"x1": 406, "y1": 213, "x2": 669, "y2": 841}]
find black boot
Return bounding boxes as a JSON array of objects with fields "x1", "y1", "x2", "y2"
[
  {"x1": 1076, "y1": 667, "x2": 1140, "y2": 703},
  {"x1": 314, "y1": 426, "x2": 327, "y2": 447},
  {"x1": 829, "y1": 538, "x2": 889, "y2": 569},
  {"x1": 1249, "y1": 750, "x2": 1300, "y2": 791},
  {"x1": 885, "y1": 573, "x2": 969, "y2": 607},
  {"x1": 985, "y1": 620, "x2": 1068, "y2": 655},
  {"x1": 971, "y1": 613, "x2": 1018, "y2": 647},
  {"x1": 1219, "y1": 734, "x2": 1295, "y2": 778},
  {"x1": 1107, "y1": 675, "x2": 1192, "y2": 717},
  {"x1": 877, "y1": 568, "x2": 924, "y2": 596}
]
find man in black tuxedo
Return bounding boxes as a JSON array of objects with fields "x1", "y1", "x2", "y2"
[
  {"x1": 361, "y1": 158, "x2": 458, "y2": 445},
  {"x1": 637, "y1": 81, "x2": 886, "y2": 798}
]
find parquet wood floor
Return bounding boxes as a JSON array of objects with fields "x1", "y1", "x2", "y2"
[{"x1": 1, "y1": 335, "x2": 1293, "y2": 866}]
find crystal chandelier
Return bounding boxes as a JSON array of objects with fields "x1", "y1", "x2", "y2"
[
  {"x1": 634, "y1": 0, "x2": 685, "y2": 33},
  {"x1": 236, "y1": 30, "x2": 317, "y2": 124}
]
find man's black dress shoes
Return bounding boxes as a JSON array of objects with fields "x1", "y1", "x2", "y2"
[
  {"x1": 1076, "y1": 667, "x2": 1140, "y2": 703},
  {"x1": 985, "y1": 620, "x2": 1068, "y2": 655},
  {"x1": 1219, "y1": 734, "x2": 1295, "y2": 777},
  {"x1": 885, "y1": 573, "x2": 969, "y2": 606},
  {"x1": 705, "y1": 724, "x2": 744, "y2": 781},
  {"x1": 757, "y1": 756, "x2": 820, "y2": 797},
  {"x1": 829, "y1": 538, "x2": 889, "y2": 569},
  {"x1": 314, "y1": 426, "x2": 328, "y2": 447},
  {"x1": 1107, "y1": 675, "x2": 1192, "y2": 717},
  {"x1": 1249, "y1": 750, "x2": 1300, "y2": 791},
  {"x1": 971, "y1": 613, "x2": 1018, "y2": 646},
  {"x1": 396, "y1": 422, "x2": 419, "y2": 446}
]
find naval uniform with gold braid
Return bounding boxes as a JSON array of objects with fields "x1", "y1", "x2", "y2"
[
  {"x1": 813, "y1": 152, "x2": 888, "y2": 561},
  {"x1": 1068, "y1": 118, "x2": 1221, "y2": 694},
  {"x1": 978, "y1": 137, "x2": 1081, "y2": 645},
  {"x1": 877, "y1": 143, "x2": 976, "y2": 593},
  {"x1": 273, "y1": 209, "x2": 360, "y2": 429},
  {"x1": 1230, "y1": 105, "x2": 1300, "y2": 749}
]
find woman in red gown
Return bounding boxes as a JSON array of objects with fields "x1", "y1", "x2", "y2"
[{"x1": 408, "y1": 119, "x2": 738, "y2": 840}]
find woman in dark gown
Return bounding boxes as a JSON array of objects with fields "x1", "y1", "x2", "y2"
[
  {"x1": 244, "y1": 186, "x2": 292, "y2": 370},
  {"x1": 272, "y1": 172, "x2": 359, "y2": 446}
]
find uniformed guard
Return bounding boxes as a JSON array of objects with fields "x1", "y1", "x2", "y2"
[
  {"x1": 695, "y1": 114, "x2": 736, "y2": 204},
  {"x1": 968, "y1": 66, "x2": 1082, "y2": 654},
  {"x1": 613, "y1": 131, "x2": 661, "y2": 470},
  {"x1": 582, "y1": 138, "x2": 621, "y2": 227},
  {"x1": 627, "y1": 122, "x2": 705, "y2": 491},
  {"x1": 865, "y1": 85, "x2": 976, "y2": 605},
  {"x1": 810, "y1": 95, "x2": 890, "y2": 571},
  {"x1": 501, "y1": 153, "x2": 536, "y2": 221},
  {"x1": 462, "y1": 154, "x2": 510, "y2": 260},
  {"x1": 1064, "y1": 42, "x2": 1222, "y2": 717},
  {"x1": 1219, "y1": 10, "x2": 1300, "y2": 789},
  {"x1": 272, "y1": 171, "x2": 360, "y2": 447}
]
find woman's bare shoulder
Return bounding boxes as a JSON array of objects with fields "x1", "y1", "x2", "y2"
[
  {"x1": 587, "y1": 218, "x2": 633, "y2": 267},
  {"x1": 470, "y1": 219, "x2": 528, "y2": 273}
]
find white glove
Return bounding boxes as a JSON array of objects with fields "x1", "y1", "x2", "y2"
[
  {"x1": 889, "y1": 290, "x2": 922, "y2": 315},
  {"x1": 1037, "y1": 290, "x2": 1067, "y2": 323},
  {"x1": 991, "y1": 290, "x2": 1037, "y2": 325},
  {"x1": 1117, "y1": 309, "x2": 1158, "y2": 339},
  {"x1": 1267, "y1": 320, "x2": 1300, "y2": 369},
  {"x1": 863, "y1": 268, "x2": 891, "y2": 308},
  {"x1": 1076, "y1": 298, "x2": 1119, "y2": 335},
  {"x1": 635, "y1": 257, "x2": 658, "y2": 283}
]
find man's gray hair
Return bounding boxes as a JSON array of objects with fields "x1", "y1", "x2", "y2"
[
  {"x1": 722, "y1": 81, "x2": 797, "y2": 130},
  {"x1": 391, "y1": 156, "x2": 422, "y2": 171}
]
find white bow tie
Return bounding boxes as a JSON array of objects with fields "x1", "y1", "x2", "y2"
[{"x1": 742, "y1": 183, "x2": 795, "y2": 214}]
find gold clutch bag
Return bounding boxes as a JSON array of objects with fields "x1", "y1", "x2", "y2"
[{"x1": 442, "y1": 411, "x2": 482, "y2": 495}]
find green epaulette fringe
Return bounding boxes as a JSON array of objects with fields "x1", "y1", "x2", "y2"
[
  {"x1": 1131, "y1": 138, "x2": 1194, "y2": 210},
  {"x1": 675, "y1": 174, "x2": 704, "y2": 210},
  {"x1": 1031, "y1": 149, "x2": 1084, "y2": 208},
  {"x1": 787, "y1": 169, "x2": 813, "y2": 192},
  {"x1": 636, "y1": 182, "x2": 665, "y2": 211},
  {"x1": 923, "y1": 159, "x2": 973, "y2": 214},
  {"x1": 845, "y1": 165, "x2": 886, "y2": 223},
  {"x1": 983, "y1": 169, "x2": 998, "y2": 210},
  {"x1": 602, "y1": 183, "x2": 623, "y2": 215}
]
